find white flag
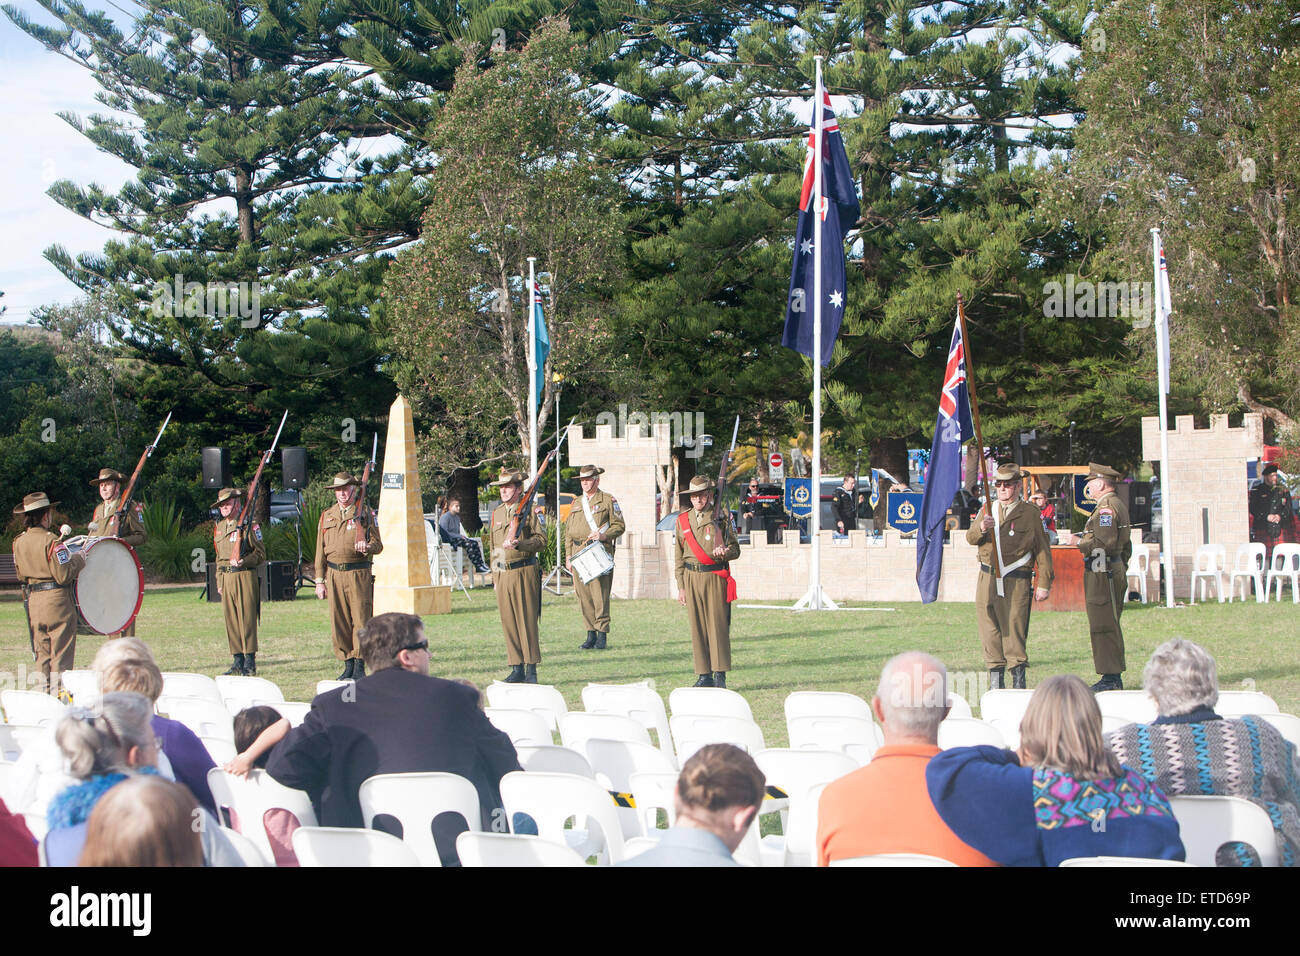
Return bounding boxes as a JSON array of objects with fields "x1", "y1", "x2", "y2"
[{"x1": 1154, "y1": 238, "x2": 1172, "y2": 395}]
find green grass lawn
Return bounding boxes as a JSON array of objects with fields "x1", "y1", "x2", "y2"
[{"x1": 3, "y1": 585, "x2": 1297, "y2": 744}]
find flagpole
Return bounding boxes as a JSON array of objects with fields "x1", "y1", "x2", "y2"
[
  {"x1": 956, "y1": 294, "x2": 999, "y2": 578},
  {"x1": 1151, "y1": 227, "x2": 1174, "y2": 607},
  {"x1": 528, "y1": 256, "x2": 538, "y2": 480}
]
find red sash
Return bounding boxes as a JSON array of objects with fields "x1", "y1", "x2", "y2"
[{"x1": 678, "y1": 511, "x2": 738, "y2": 603}]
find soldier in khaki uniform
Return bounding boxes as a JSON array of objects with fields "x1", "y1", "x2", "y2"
[
  {"x1": 566, "y1": 465, "x2": 626, "y2": 650},
  {"x1": 489, "y1": 468, "x2": 545, "y2": 683},
  {"x1": 89, "y1": 467, "x2": 147, "y2": 636},
  {"x1": 12, "y1": 492, "x2": 86, "y2": 696},
  {"x1": 965, "y1": 463, "x2": 1053, "y2": 689},
  {"x1": 674, "y1": 476, "x2": 741, "y2": 688},
  {"x1": 315, "y1": 471, "x2": 383, "y2": 680},
  {"x1": 211, "y1": 487, "x2": 265, "y2": 676},
  {"x1": 1060, "y1": 462, "x2": 1132, "y2": 692}
]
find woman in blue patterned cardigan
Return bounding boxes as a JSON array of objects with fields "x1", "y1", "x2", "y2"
[
  {"x1": 926, "y1": 674, "x2": 1184, "y2": 866},
  {"x1": 1107, "y1": 638, "x2": 1299, "y2": 866}
]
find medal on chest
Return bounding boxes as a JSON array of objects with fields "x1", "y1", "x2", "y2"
[
  {"x1": 229, "y1": 532, "x2": 238, "y2": 543},
  {"x1": 1007, "y1": 527, "x2": 1015, "y2": 537},
  {"x1": 347, "y1": 519, "x2": 355, "y2": 531}
]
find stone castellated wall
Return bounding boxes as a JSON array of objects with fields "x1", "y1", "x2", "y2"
[
  {"x1": 1141, "y1": 413, "x2": 1261, "y2": 599},
  {"x1": 564, "y1": 420, "x2": 672, "y2": 541}
]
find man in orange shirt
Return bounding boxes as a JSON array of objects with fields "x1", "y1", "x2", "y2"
[{"x1": 816, "y1": 651, "x2": 998, "y2": 866}]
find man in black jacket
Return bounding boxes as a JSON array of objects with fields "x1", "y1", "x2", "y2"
[
  {"x1": 833, "y1": 475, "x2": 857, "y2": 535},
  {"x1": 267, "y1": 612, "x2": 520, "y2": 863}
]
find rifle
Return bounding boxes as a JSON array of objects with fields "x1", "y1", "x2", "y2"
[
  {"x1": 107, "y1": 412, "x2": 171, "y2": 537},
  {"x1": 355, "y1": 432, "x2": 378, "y2": 551},
  {"x1": 233, "y1": 410, "x2": 288, "y2": 562},
  {"x1": 505, "y1": 419, "x2": 576, "y2": 546},
  {"x1": 713, "y1": 416, "x2": 741, "y2": 539}
]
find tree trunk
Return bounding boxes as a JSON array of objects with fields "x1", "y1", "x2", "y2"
[
  {"x1": 870, "y1": 436, "x2": 910, "y2": 525},
  {"x1": 448, "y1": 466, "x2": 483, "y2": 533}
]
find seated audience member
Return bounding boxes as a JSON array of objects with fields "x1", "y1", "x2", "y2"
[
  {"x1": 80, "y1": 776, "x2": 203, "y2": 867},
  {"x1": 817, "y1": 652, "x2": 997, "y2": 866},
  {"x1": 926, "y1": 674, "x2": 1184, "y2": 866},
  {"x1": 1107, "y1": 638, "x2": 1300, "y2": 866},
  {"x1": 0, "y1": 797, "x2": 37, "y2": 867},
  {"x1": 224, "y1": 705, "x2": 291, "y2": 776},
  {"x1": 266, "y1": 612, "x2": 520, "y2": 865},
  {"x1": 438, "y1": 498, "x2": 490, "y2": 574},
  {"x1": 5, "y1": 638, "x2": 217, "y2": 818},
  {"x1": 44, "y1": 692, "x2": 242, "y2": 868},
  {"x1": 619, "y1": 744, "x2": 765, "y2": 867}
]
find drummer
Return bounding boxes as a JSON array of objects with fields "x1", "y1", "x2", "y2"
[
  {"x1": 89, "y1": 467, "x2": 148, "y2": 637},
  {"x1": 565, "y1": 465, "x2": 626, "y2": 651},
  {"x1": 12, "y1": 492, "x2": 86, "y2": 697}
]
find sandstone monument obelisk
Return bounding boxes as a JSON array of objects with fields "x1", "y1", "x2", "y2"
[{"x1": 373, "y1": 394, "x2": 450, "y2": 615}]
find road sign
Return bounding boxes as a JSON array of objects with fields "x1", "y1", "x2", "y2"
[{"x1": 769, "y1": 451, "x2": 784, "y2": 482}]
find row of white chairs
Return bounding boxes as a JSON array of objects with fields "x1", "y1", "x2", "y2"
[{"x1": 1189, "y1": 542, "x2": 1300, "y2": 603}]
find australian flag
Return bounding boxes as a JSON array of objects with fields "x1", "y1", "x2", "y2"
[
  {"x1": 782, "y1": 89, "x2": 860, "y2": 367},
  {"x1": 916, "y1": 314, "x2": 974, "y2": 603},
  {"x1": 532, "y1": 279, "x2": 550, "y2": 405}
]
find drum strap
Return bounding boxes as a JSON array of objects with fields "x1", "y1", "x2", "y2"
[{"x1": 677, "y1": 511, "x2": 737, "y2": 603}]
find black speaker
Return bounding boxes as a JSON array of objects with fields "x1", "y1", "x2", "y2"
[
  {"x1": 282, "y1": 447, "x2": 307, "y2": 489},
  {"x1": 266, "y1": 560, "x2": 297, "y2": 601},
  {"x1": 1125, "y1": 481, "x2": 1153, "y2": 529},
  {"x1": 202, "y1": 447, "x2": 230, "y2": 489}
]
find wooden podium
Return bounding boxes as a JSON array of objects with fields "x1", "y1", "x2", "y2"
[{"x1": 1035, "y1": 546, "x2": 1085, "y2": 612}]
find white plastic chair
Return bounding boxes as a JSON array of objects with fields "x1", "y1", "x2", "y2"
[
  {"x1": 783, "y1": 691, "x2": 872, "y2": 723},
  {"x1": 265, "y1": 701, "x2": 311, "y2": 727},
  {"x1": 219, "y1": 826, "x2": 271, "y2": 866},
  {"x1": 0, "y1": 723, "x2": 41, "y2": 761},
  {"x1": 559, "y1": 712, "x2": 651, "y2": 753},
  {"x1": 988, "y1": 717, "x2": 1022, "y2": 751},
  {"x1": 315, "y1": 680, "x2": 350, "y2": 697},
  {"x1": 787, "y1": 714, "x2": 879, "y2": 759},
  {"x1": 207, "y1": 767, "x2": 317, "y2": 866},
  {"x1": 1189, "y1": 545, "x2": 1227, "y2": 603},
  {"x1": 779, "y1": 780, "x2": 827, "y2": 868},
  {"x1": 0, "y1": 690, "x2": 66, "y2": 727},
  {"x1": 755, "y1": 749, "x2": 857, "y2": 867},
  {"x1": 58, "y1": 670, "x2": 100, "y2": 703},
  {"x1": 216, "y1": 675, "x2": 285, "y2": 715},
  {"x1": 668, "y1": 686, "x2": 754, "y2": 721},
  {"x1": 427, "y1": 519, "x2": 472, "y2": 597},
  {"x1": 499, "y1": 770, "x2": 627, "y2": 864},
  {"x1": 358, "y1": 771, "x2": 483, "y2": 867},
  {"x1": 1059, "y1": 856, "x2": 1195, "y2": 867},
  {"x1": 23, "y1": 810, "x2": 48, "y2": 841},
  {"x1": 1126, "y1": 550, "x2": 1150, "y2": 603},
  {"x1": 945, "y1": 691, "x2": 973, "y2": 720},
  {"x1": 978, "y1": 688, "x2": 1035, "y2": 725},
  {"x1": 292, "y1": 826, "x2": 421, "y2": 867},
  {"x1": 582, "y1": 682, "x2": 675, "y2": 765},
  {"x1": 1229, "y1": 543, "x2": 1267, "y2": 603},
  {"x1": 1265, "y1": 543, "x2": 1300, "y2": 603},
  {"x1": 1215, "y1": 691, "x2": 1280, "y2": 716},
  {"x1": 1257, "y1": 712, "x2": 1300, "y2": 749},
  {"x1": 157, "y1": 696, "x2": 234, "y2": 743},
  {"x1": 1102, "y1": 715, "x2": 1135, "y2": 735},
  {"x1": 621, "y1": 836, "x2": 660, "y2": 859},
  {"x1": 200, "y1": 734, "x2": 237, "y2": 765},
  {"x1": 456, "y1": 831, "x2": 587, "y2": 867},
  {"x1": 0, "y1": 759, "x2": 12, "y2": 796},
  {"x1": 485, "y1": 683, "x2": 568, "y2": 732},
  {"x1": 628, "y1": 771, "x2": 680, "y2": 834},
  {"x1": 669, "y1": 714, "x2": 766, "y2": 764},
  {"x1": 515, "y1": 745, "x2": 595, "y2": 777},
  {"x1": 830, "y1": 853, "x2": 959, "y2": 866},
  {"x1": 1095, "y1": 690, "x2": 1159, "y2": 726},
  {"x1": 160, "y1": 672, "x2": 224, "y2": 706},
  {"x1": 585, "y1": 738, "x2": 678, "y2": 838},
  {"x1": 485, "y1": 708, "x2": 554, "y2": 747},
  {"x1": 1168, "y1": 795, "x2": 1278, "y2": 867},
  {"x1": 937, "y1": 718, "x2": 1007, "y2": 750}
]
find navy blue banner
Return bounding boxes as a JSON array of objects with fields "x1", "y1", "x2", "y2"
[
  {"x1": 786, "y1": 477, "x2": 814, "y2": 519},
  {"x1": 888, "y1": 491, "x2": 925, "y2": 534}
]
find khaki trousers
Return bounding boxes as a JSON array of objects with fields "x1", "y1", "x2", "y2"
[
  {"x1": 222, "y1": 568, "x2": 260, "y2": 655},
  {"x1": 1084, "y1": 565, "x2": 1127, "y2": 674},
  {"x1": 684, "y1": 571, "x2": 731, "y2": 674},
  {"x1": 327, "y1": 566, "x2": 373, "y2": 660},
  {"x1": 30, "y1": 589, "x2": 78, "y2": 696},
  {"x1": 975, "y1": 569, "x2": 1033, "y2": 669},
  {"x1": 574, "y1": 572, "x2": 613, "y2": 633},
  {"x1": 496, "y1": 566, "x2": 542, "y2": 665}
]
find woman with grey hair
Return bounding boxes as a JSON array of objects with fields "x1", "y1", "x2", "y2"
[{"x1": 1107, "y1": 638, "x2": 1300, "y2": 866}]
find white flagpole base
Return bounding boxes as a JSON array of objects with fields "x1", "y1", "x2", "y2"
[
  {"x1": 542, "y1": 566, "x2": 572, "y2": 595},
  {"x1": 736, "y1": 603, "x2": 894, "y2": 612},
  {"x1": 791, "y1": 585, "x2": 840, "y2": 610}
]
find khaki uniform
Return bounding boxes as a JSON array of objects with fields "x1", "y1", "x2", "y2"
[
  {"x1": 490, "y1": 502, "x2": 545, "y2": 665},
  {"x1": 13, "y1": 528, "x2": 85, "y2": 694},
  {"x1": 674, "y1": 508, "x2": 741, "y2": 674},
  {"x1": 91, "y1": 496, "x2": 146, "y2": 635},
  {"x1": 966, "y1": 497, "x2": 1053, "y2": 669},
  {"x1": 565, "y1": 488, "x2": 626, "y2": 633},
  {"x1": 1077, "y1": 490, "x2": 1132, "y2": 675},
  {"x1": 316, "y1": 502, "x2": 383, "y2": 660},
  {"x1": 213, "y1": 517, "x2": 265, "y2": 655}
]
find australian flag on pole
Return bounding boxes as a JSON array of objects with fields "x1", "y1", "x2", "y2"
[
  {"x1": 916, "y1": 315, "x2": 974, "y2": 603},
  {"x1": 782, "y1": 90, "x2": 860, "y2": 367},
  {"x1": 532, "y1": 279, "x2": 550, "y2": 405}
]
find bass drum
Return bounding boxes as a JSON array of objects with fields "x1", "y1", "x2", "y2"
[{"x1": 68, "y1": 536, "x2": 145, "y2": 635}]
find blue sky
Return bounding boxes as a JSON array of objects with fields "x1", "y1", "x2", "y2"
[{"x1": 0, "y1": 9, "x2": 133, "y2": 324}]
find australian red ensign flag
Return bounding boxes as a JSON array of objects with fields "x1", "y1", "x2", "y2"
[
  {"x1": 782, "y1": 88, "x2": 860, "y2": 367},
  {"x1": 916, "y1": 314, "x2": 974, "y2": 603}
]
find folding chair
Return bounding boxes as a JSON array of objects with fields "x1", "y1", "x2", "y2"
[
  {"x1": 359, "y1": 771, "x2": 483, "y2": 866},
  {"x1": 292, "y1": 826, "x2": 420, "y2": 867},
  {"x1": 427, "y1": 519, "x2": 471, "y2": 598}
]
